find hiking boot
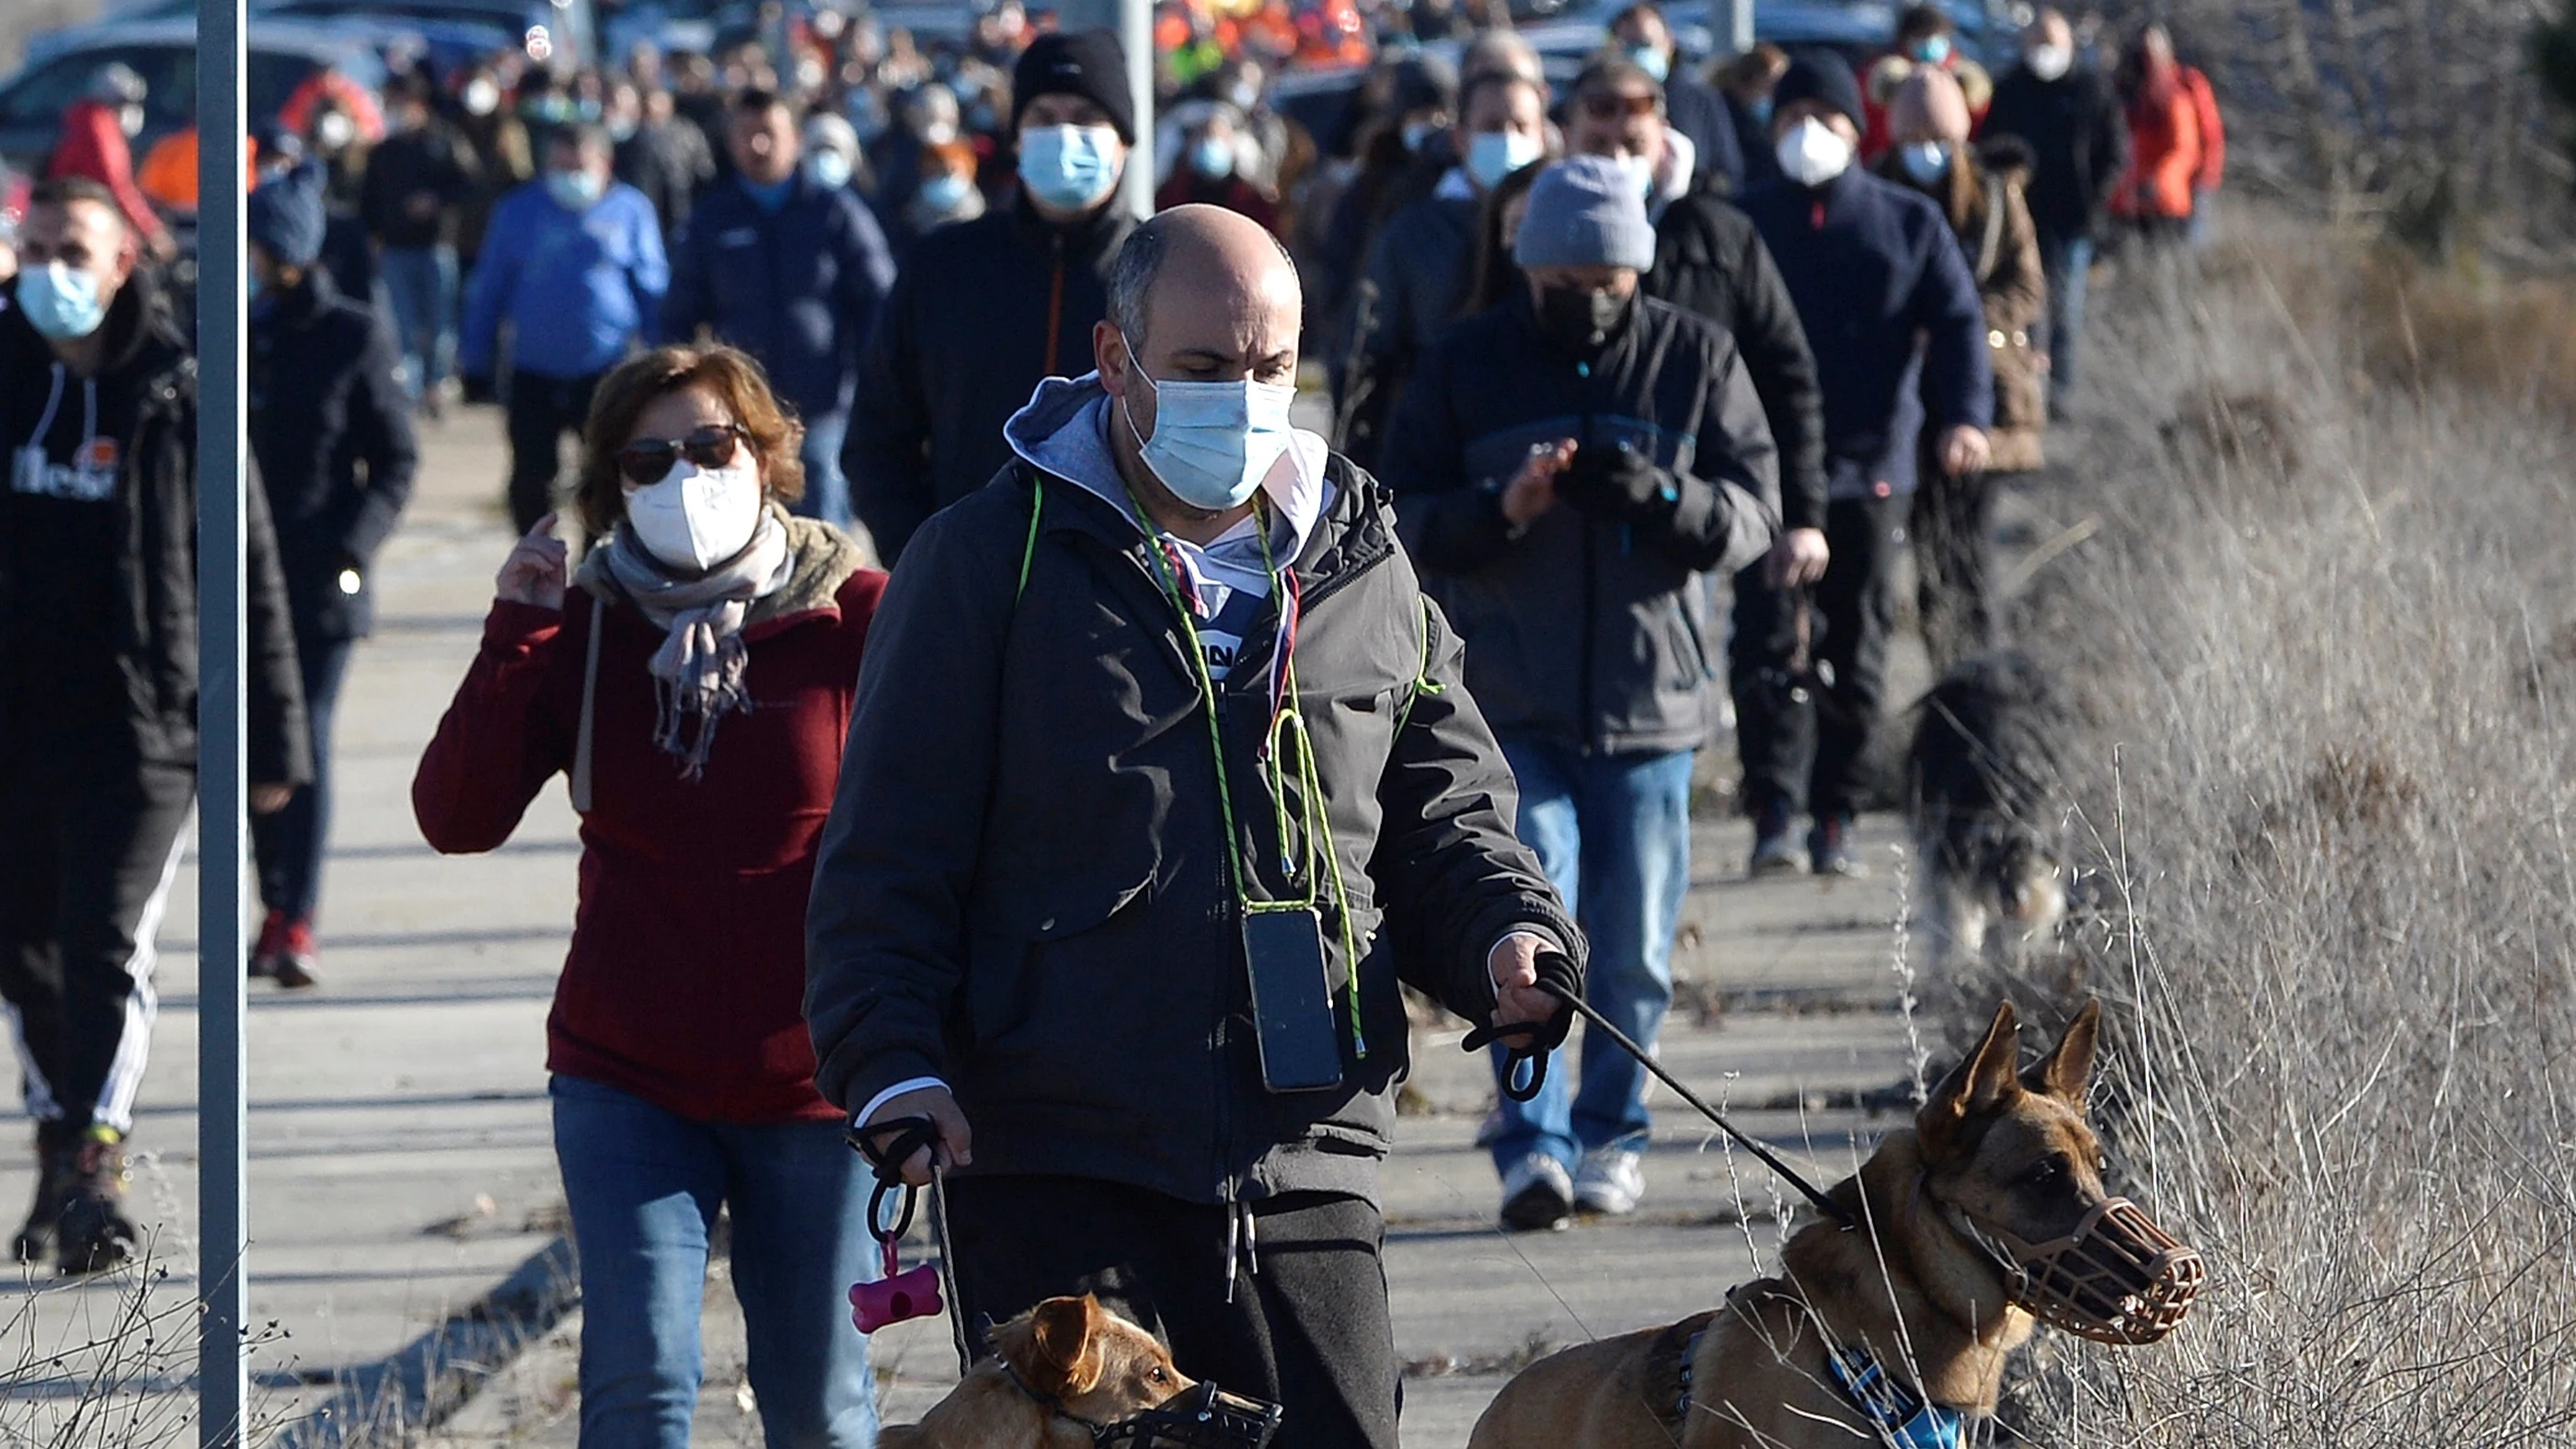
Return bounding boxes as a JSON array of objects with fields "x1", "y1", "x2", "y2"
[
  {"x1": 1811, "y1": 814, "x2": 1869, "y2": 879},
  {"x1": 1499, "y1": 1153, "x2": 1573, "y2": 1233},
  {"x1": 1571, "y1": 1144, "x2": 1645, "y2": 1216},
  {"x1": 56, "y1": 1131, "x2": 139, "y2": 1276},
  {"x1": 13, "y1": 1121, "x2": 77, "y2": 1264},
  {"x1": 1748, "y1": 799, "x2": 1804, "y2": 878}
]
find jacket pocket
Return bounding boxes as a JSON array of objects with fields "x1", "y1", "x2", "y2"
[{"x1": 967, "y1": 867, "x2": 1156, "y2": 1047}]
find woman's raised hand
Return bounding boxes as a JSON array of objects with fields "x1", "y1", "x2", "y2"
[{"x1": 495, "y1": 512, "x2": 570, "y2": 611}]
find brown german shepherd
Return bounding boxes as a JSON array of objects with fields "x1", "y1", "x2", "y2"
[{"x1": 1467, "y1": 1001, "x2": 2199, "y2": 1449}]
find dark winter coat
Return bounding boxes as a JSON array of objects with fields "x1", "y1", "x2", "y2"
[
  {"x1": 359, "y1": 119, "x2": 481, "y2": 250},
  {"x1": 844, "y1": 197, "x2": 1133, "y2": 563},
  {"x1": 1737, "y1": 168, "x2": 1993, "y2": 500},
  {"x1": 1336, "y1": 190, "x2": 1478, "y2": 471},
  {"x1": 1381, "y1": 292, "x2": 1780, "y2": 756},
  {"x1": 1645, "y1": 183, "x2": 1828, "y2": 530},
  {"x1": 414, "y1": 520, "x2": 882, "y2": 1124},
  {"x1": 248, "y1": 270, "x2": 420, "y2": 641},
  {"x1": 0, "y1": 272, "x2": 309, "y2": 786},
  {"x1": 1981, "y1": 65, "x2": 2130, "y2": 243},
  {"x1": 662, "y1": 173, "x2": 898, "y2": 423},
  {"x1": 804, "y1": 427, "x2": 1578, "y2": 1206}
]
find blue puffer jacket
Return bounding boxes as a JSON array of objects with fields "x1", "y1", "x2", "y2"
[
  {"x1": 460, "y1": 178, "x2": 668, "y2": 381},
  {"x1": 1736, "y1": 167, "x2": 1992, "y2": 500},
  {"x1": 661, "y1": 174, "x2": 897, "y2": 421}
]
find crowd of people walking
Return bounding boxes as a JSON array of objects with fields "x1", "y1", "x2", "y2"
[{"x1": 0, "y1": 3, "x2": 2223, "y2": 1443}]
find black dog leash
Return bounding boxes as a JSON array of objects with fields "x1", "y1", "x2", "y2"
[
  {"x1": 1463, "y1": 979, "x2": 1857, "y2": 1229},
  {"x1": 851, "y1": 1115, "x2": 975, "y2": 1374}
]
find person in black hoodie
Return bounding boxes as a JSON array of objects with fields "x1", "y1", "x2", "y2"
[
  {"x1": 1981, "y1": 7, "x2": 2129, "y2": 416},
  {"x1": 1381, "y1": 158, "x2": 1777, "y2": 1233},
  {"x1": 844, "y1": 31, "x2": 1139, "y2": 565},
  {"x1": 1731, "y1": 54, "x2": 1991, "y2": 878},
  {"x1": 664, "y1": 87, "x2": 896, "y2": 535},
  {"x1": 1, "y1": 179, "x2": 309, "y2": 1275},
  {"x1": 247, "y1": 164, "x2": 419, "y2": 991}
]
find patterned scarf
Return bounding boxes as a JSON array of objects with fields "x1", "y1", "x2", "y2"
[{"x1": 591, "y1": 509, "x2": 792, "y2": 780}]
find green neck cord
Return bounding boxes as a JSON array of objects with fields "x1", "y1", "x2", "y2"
[{"x1": 1126, "y1": 489, "x2": 1369, "y2": 1061}]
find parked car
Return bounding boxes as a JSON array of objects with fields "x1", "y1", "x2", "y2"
[
  {"x1": 260, "y1": 0, "x2": 599, "y2": 66},
  {"x1": 0, "y1": 18, "x2": 387, "y2": 177}
]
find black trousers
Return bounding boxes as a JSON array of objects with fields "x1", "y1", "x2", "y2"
[
  {"x1": 503, "y1": 369, "x2": 603, "y2": 535},
  {"x1": 251, "y1": 630, "x2": 352, "y2": 926},
  {"x1": 942, "y1": 1176, "x2": 1399, "y2": 1449},
  {"x1": 0, "y1": 754, "x2": 196, "y2": 1133},
  {"x1": 1911, "y1": 466, "x2": 1995, "y2": 677},
  {"x1": 1729, "y1": 494, "x2": 1907, "y2": 820}
]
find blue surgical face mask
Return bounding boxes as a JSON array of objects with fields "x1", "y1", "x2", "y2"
[
  {"x1": 1466, "y1": 129, "x2": 1543, "y2": 190},
  {"x1": 1018, "y1": 123, "x2": 1122, "y2": 213},
  {"x1": 804, "y1": 150, "x2": 854, "y2": 191},
  {"x1": 1912, "y1": 34, "x2": 1953, "y2": 64},
  {"x1": 919, "y1": 171, "x2": 972, "y2": 211},
  {"x1": 1898, "y1": 140, "x2": 1953, "y2": 186},
  {"x1": 546, "y1": 167, "x2": 605, "y2": 211},
  {"x1": 1190, "y1": 134, "x2": 1235, "y2": 180},
  {"x1": 742, "y1": 173, "x2": 795, "y2": 211},
  {"x1": 17, "y1": 261, "x2": 109, "y2": 340},
  {"x1": 1120, "y1": 337, "x2": 1299, "y2": 512},
  {"x1": 1626, "y1": 43, "x2": 1671, "y2": 83}
]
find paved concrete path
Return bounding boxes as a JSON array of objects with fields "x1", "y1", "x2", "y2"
[{"x1": 1, "y1": 409, "x2": 1942, "y2": 1448}]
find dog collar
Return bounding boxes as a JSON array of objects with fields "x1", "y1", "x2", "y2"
[{"x1": 1825, "y1": 1346, "x2": 1969, "y2": 1449}]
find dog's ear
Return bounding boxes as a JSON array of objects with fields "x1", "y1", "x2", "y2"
[
  {"x1": 1919, "y1": 1000, "x2": 2022, "y2": 1159},
  {"x1": 2022, "y1": 998, "x2": 2100, "y2": 1104},
  {"x1": 1027, "y1": 1294, "x2": 1108, "y2": 1398}
]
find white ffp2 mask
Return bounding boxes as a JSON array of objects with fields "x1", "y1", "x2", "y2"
[
  {"x1": 1776, "y1": 118, "x2": 1855, "y2": 187},
  {"x1": 622, "y1": 461, "x2": 764, "y2": 572}
]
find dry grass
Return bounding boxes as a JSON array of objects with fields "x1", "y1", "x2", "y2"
[{"x1": 1957, "y1": 219, "x2": 2576, "y2": 1443}]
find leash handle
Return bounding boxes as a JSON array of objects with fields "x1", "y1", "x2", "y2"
[
  {"x1": 1460, "y1": 1018, "x2": 1552, "y2": 1101},
  {"x1": 849, "y1": 1114, "x2": 940, "y2": 1245}
]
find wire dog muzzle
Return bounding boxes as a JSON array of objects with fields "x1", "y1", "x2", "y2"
[
  {"x1": 1091, "y1": 1382, "x2": 1285, "y2": 1449},
  {"x1": 1952, "y1": 1196, "x2": 2205, "y2": 1345}
]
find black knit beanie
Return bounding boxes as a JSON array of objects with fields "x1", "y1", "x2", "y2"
[{"x1": 1011, "y1": 30, "x2": 1135, "y2": 144}]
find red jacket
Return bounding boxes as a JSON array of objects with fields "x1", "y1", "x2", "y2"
[
  {"x1": 413, "y1": 526, "x2": 884, "y2": 1124},
  {"x1": 2180, "y1": 66, "x2": 2224, "y2": 193},
  {"x1": 2111, "y1": 72, "x2": 2201, "y2": 221},
  {"x1": 47, "y1": 99, "x2": 167, "y2": 245}
]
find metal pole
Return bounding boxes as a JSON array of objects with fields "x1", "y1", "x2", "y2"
[
  {"x1": 1058, "y1": 0, "x2": 1156, "y2": 219},
  {"x1": 195, "y1": 0, "x2": 250, "y2": 1440},
  {"x1": 1713, "y1": 0, "x2": 1755, "y2": 59}
]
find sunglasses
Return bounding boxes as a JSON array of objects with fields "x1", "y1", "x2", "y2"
[
  {"x1": 615, "y1": 424, "x2": 748, "y2": 488},
  {"x1": 1578, "y1": 91, "x2": 1661, "y2": 121}
]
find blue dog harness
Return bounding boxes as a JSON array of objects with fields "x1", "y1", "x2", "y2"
[{"x1": 1824, "y1": 1346, "x2": 1969, "y2": 1449}]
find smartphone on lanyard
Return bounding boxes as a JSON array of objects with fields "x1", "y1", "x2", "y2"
[{"x1": 1243, "y1": 906, "x2": 1342, "y2": 1092}]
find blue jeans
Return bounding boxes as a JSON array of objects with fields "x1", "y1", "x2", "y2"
[
  {"x1": 250, "y1": 631, "x2": 351, "y2": 925},
  {"x1": 378, "y1": 244, "x2": 458, "y2": 399},
  {"x1": 1487, "y1": 742, "x2": 1696, "y2": 1175},
  {"x1": 550, "y1": 1075, "x2": 880, "y2": 1449},
  {"x1": 2035, "y1": 231, "x2": 2093, "y2": 408},
  {"x1": 794, "y1": 408, "x2": 852, "y2": 533}
]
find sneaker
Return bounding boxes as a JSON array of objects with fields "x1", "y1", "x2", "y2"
[
  {"x1": 271, "y1": 918, "x2": 320, "y2": 991},
  {"x1": 1572, "y1": 1144, "x2": 1645, "y2": 1216},
  {"x1": 1499, "y1": 1153, "x2": 1573, "y2": 1233},
  {"x1": 248, "y1": 910, "x2": 287, "y2": 981},
  {"x1": 1748, "y1": 799, "x2": 1804, "y2": 878},
  {"x1": 12, "y1": 1121, "x2": 76, "y2": 1264},
  {"x1": 1811, "y1": 814, "x2": 1868, "y2": 879},
  {"x1": 56, "y1": 1130, "x2": 139, "y2": 1276}
]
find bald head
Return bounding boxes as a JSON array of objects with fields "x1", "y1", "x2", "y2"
[
  {"x1": 1097, "y1": 206, "x2": 1304, "y2": 519},
  {"x1": 1889, "y1": 67, "x2": 1971, "y2": 144}
]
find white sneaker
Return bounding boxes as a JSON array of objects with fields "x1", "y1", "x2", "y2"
[
  {"x1": 1499, "y1": 1153, "x2": 1573, "y2": 1233},
  {"x1": 1572, "y1": 1145, "x2": 1645, "y2": 1216}
]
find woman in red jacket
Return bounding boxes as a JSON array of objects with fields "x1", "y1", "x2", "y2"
[{"x1": 413, "y1": 345, "x2": 887, "y2": 1448}]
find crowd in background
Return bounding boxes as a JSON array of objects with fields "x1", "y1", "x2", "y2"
[{"x1": 1, "y1": 3, "x2": 2225, "y2": 1443}]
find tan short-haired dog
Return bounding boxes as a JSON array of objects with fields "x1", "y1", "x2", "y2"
[
  {"x1": 882, "y1": 1294, "x2": 1194, "y2": 1449},
  {"x1": 1469, "y1": 1001, "x2": 2201, "y2": 1449}
]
